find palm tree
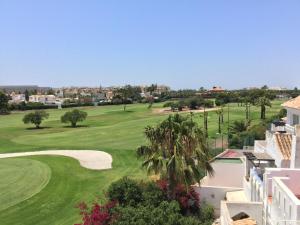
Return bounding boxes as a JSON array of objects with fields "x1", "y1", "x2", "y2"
[
  {"x1": 203, "y1": 111, "x2": 208, "y2": 138},
  {"x1": 215, "y1": 108, "x2": 224, "y2": 134},
  {"x1": 137, "y1": 114, "x2": 213, "y2": 198},
  {"x1": 255, "y1": 97, "x2": 272, "y2": 120},
  {"x1": 243, "y1": 97, "x2": 252, "y2": 121},
  {"x1": 229, "y1": 120, "x2": 250, "y2": 134}
]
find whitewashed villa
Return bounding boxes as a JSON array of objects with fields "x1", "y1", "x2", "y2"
[{"x1": 195, "y1": 96, "x2": 300, "y2": 225}]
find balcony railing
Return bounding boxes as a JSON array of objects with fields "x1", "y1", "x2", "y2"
[
  {"x1": 254, "y1": 140, "x2": 267, "y2": 153},
  {"x1": 268, "y1": 218, "x2": 300, "y2": 225},
  {"x1": 285, "y1": 124, "x2": 296, "y2": 135}
]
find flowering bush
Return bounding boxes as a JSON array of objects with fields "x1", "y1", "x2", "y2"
[
  {"x1": 75, "y1": 178, "x2": 213, "y2": 225},
  {"x1": 173, "y1": 184, "x2": 200, "y2": 215},
  {"x1": 157, "y1": 180, "x2": 200, "y2": 215},
  {"x1": 75, "y1": 201, "x2": 117, "y2": 225}
]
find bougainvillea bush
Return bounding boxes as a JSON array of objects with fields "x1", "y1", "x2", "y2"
[
  {"x1": 75, "y1": 177, "x2": 214, "y2": 225},
  {"x1": 75, "y1": 201, "x2": 117, "y2": 225}
]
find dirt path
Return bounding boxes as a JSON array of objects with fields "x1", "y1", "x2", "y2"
[{"x1": 0, "y1": 150, "x2": 112, "y2": 170}]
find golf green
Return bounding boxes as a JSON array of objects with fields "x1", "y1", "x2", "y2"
[{"x1": 0, "y1": 158, "x2": 51, "y2": 211}]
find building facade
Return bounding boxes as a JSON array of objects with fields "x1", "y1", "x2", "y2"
[{"x1": 200, "y1": 96, "x2": 300, "y2": 225}]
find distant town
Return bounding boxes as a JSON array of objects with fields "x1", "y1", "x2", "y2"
[{"x1": 0, "y1": 84, "x2": 297, "y2": 108}]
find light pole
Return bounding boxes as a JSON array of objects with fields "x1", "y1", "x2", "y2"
[{"x1": 227, "y1": 103, "x2": 230, "y2": 148}]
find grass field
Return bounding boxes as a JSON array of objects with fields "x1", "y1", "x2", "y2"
[{"x1": 0, "y1": 101, "x2": 284, "y2": 225}]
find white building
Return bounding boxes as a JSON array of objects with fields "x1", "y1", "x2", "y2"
[
  {"x1": 199, "y1": 96, "x2": 300, "y2": 225},
  {"x1": 29, "y1": 95, "x2": 56, "y2": 105},
  {"x1": 9, "y1": 92, "x2": 26, "y2": 103}
]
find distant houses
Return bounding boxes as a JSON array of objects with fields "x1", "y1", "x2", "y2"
[
  {"x1": 29, "y1": 95, "x2": 56, "y2": 105},
  {"x1": 5, "y1": 84, "x2": 171, "y2": 107},
  {"x1": 9, "y1": 92, "x2": 26, "y2": 104}
]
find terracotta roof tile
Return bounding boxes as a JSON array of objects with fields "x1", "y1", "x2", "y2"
[
  {"x1": 282, "y1": 96, "x2": 300, "y2": 110},
  {"x1": 274, "y1": 133, "x2": 292, "y2": 160}
]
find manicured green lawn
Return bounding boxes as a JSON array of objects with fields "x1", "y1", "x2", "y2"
[
  {"x1": 0, "y1": 101, "x2": 283, "y2": 224},
  {"x1": 0, "y1": 158, "x2": 51, "y2": 212}
]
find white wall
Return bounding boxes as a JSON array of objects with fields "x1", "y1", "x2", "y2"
[
  {"x1": 271, "y1": 177, "x2": 300, "y2": 223},
  {"x1": 195, "y1": 185, "x2": 243, "y2": 216},
  {"x1": 220, "y1": 201, "x2": 263, "y2": 225},
  {"x1": 201, "y1": 161, "x2": 245, "y2": 187},
  {"x1": 291, "y1": 130, "x2": 300, "y2": 169},
  {"x1": 263, "y1": 169, "x2": 300, "y2": 224},
  {"x1": 286, "y1": 108, "x2": 300, "y2": 126},
  {"x1": 197, "y1": 159, "x2": 245, "y2": 216}
]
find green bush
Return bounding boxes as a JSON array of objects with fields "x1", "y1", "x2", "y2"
[
  {"x1": 107, "y1": 177, "x2": 143, "y2": 206},
  {"x1": 199, "y1": 203, "x2": 214, "y2": 224},
  {"x1": 141, "y1": 182, "x2": 167, "y2": 207},
  {"x1": 113, "y1": 201, "x2": 203, "y2": 225},
  {"x1": 78, "y1": 177, "x2": 215, "y2": 225}
]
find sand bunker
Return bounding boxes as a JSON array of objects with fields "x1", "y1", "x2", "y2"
[{"x1": 0, "y1": 150, "x2": 112, "y2": 170}]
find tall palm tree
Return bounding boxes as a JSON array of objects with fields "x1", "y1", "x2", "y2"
[
  {"x1": 137, "y1": 114, "x2": 213, "y2": 198},
  {"x1": 215, "y1": 108, "x2": 224, "y2": 134},
  {"x1": 255, "y1": 97, "x2": 272, "y2": 120},
  {"x1": 243, "y1": 97, "x2": 252, "y2": 121}
]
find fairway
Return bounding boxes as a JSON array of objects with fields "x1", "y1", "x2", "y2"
[{"x1": 0, "y1": 102, "x2": 283, "y2": 225}]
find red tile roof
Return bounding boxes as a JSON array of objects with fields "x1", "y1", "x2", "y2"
[
  {"x1": 282, "y1": 96, "x2": 300, "y2": 110},
  {"x1": 233, "y1": 218, "x2": 257, "y2": 225},
  {"x1": 274, "y1": 133, "x2": 292, "y2": 160}
]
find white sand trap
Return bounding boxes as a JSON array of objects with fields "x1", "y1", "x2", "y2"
[{"x1": 0, "y1": 150, "x2": 112, "y2": 170}]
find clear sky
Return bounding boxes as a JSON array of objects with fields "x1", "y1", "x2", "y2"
[{"x1": 0, "y1": 0, "x2": 300, "y2": 89}]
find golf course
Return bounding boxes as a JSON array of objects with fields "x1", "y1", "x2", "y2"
[{"x1": 0, "y1": 101, "x2": 284, "y2": 225}]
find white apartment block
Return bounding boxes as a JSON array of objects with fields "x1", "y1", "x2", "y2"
[
  {"x1": 198, "y1": 96, "x2": 300, "y2": 225},
  {"x1": 29, "y1": 95, "x2": 56, "y2": 105}
]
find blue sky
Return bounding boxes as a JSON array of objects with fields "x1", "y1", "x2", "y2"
[{"x1": 0, "y1": 0, "x2": 300, "y2": 89}]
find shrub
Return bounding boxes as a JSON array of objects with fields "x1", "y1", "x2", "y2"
[
  {"x1": 113, "y1": 201, "x2": 202, "y2": 225},
  {"x1": 163, "y1": 102, "x2": 174, "y2": 108},
  {"x1": 76, "y1": 178, "x2": 214, "y2": 225},
  {"x1": 156, "y1": 181, "x2": 200, "y2": 215},
  {"x1": 62, "y1": 102, "x2": 94, "y2": 108},
  {"x1": 76, "y1": 201, "x2": 117, "y2": 225},
  {"x1": 0, "y1": 91, "x2": 10, "y2": 114},
  {"x1": 9, "y1": 102, "x2": 58, "y2": 111},
  {"x1": 203, "y1": 100, "x2": 214, "y2": 108},
  {"x1": 199, "y1": 203, "x2": 214, "y2": 224},
  {"x1": 107, "y1": 177, "x2": 143, "y2": 206},
  {"x1": 141, "y1": 182, "x2": 167, "y2": 207}
]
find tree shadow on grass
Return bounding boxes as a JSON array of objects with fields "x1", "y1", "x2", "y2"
[
  {"x1": 26, "y1": 126, "x2": 52, "y2": 130},
  {"x1": 122, "y1": 110, "x2": 134, "y2": 113},
  {"x1": 62, "y1": 125, "x2": 90, "y2": 128}
]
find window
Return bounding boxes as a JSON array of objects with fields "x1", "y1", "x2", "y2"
[{"x1": 293, "y1": 114, "x2": 299, "y2": 125}]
